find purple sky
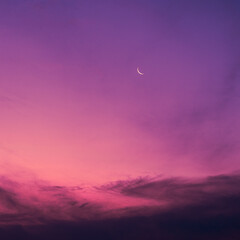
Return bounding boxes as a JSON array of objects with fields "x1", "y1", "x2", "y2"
[
  {"x1": 0, "y1": 1, "x2": 240, "y2": 237},
  {"x1": 1, "y1": 0, "x2": 240, "y2": 184}
]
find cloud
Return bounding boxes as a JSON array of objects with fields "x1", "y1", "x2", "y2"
[
  {"x1": 0, "y1": 177, "x2": 101, "y2": 225},
  {"x1": 0, "y1": 173, "x2": 240, "y2": 239},
  {"x1": 100, "y1": 173, "x2": 240, "y2": 214}
]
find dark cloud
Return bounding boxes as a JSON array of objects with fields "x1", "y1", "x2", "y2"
[
  {"x1": 0, "y1": 187, "x2": 23, "y2": 210},
  {"x1": 0, "y1": 173, "x2": 240, "y2": 239},
  {"x1": 101, "y1": 174, "x2": 240, "y2": 207},
  {"x1": 0, "y1": 178, "x2": 100, "y2": 225}
]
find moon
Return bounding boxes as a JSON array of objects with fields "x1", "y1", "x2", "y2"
[{"x1": 137, "y1": 67, "x2": 144, "y2": 75}]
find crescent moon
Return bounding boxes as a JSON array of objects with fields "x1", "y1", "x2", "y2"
[{"x1": 137, "y1": 67, "x2": 144, "y2": 75}]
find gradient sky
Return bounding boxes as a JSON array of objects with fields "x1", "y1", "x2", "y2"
[{"x1": 0, "y1": 1, "x2": 240, "y2": 231}]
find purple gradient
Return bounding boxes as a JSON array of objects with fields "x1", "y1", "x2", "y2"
[{"x1": 0, "y1": 1, "x2": 240, "y2": 236}]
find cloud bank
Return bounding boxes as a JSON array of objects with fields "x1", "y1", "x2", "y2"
[{"x1": 0, "y1": 173, "x2": 240, "y2": 239}]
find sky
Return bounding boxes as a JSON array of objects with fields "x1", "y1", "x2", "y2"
[{"x1": 0, "y1": 0, "x2": 240, "y2": 239}]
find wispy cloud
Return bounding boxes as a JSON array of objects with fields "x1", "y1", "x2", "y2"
[
  {"x1": 1, "y1": 173, "x2": 240, "y2": 239},
  {"x1": 0, "y1": 177, "x2": 100, "y2": 225},
  {"x1": 99, "y1": 173, "x2": 240, "y2": 213}
]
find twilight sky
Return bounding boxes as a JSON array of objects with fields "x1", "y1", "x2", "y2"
[{"x1": 0, "y1": 1, "x2": 240, "y2": 238}]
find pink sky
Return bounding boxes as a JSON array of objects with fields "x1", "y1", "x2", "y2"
[{"x1": 0, "y1": 1, "x2": 240, "y2": 226}]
